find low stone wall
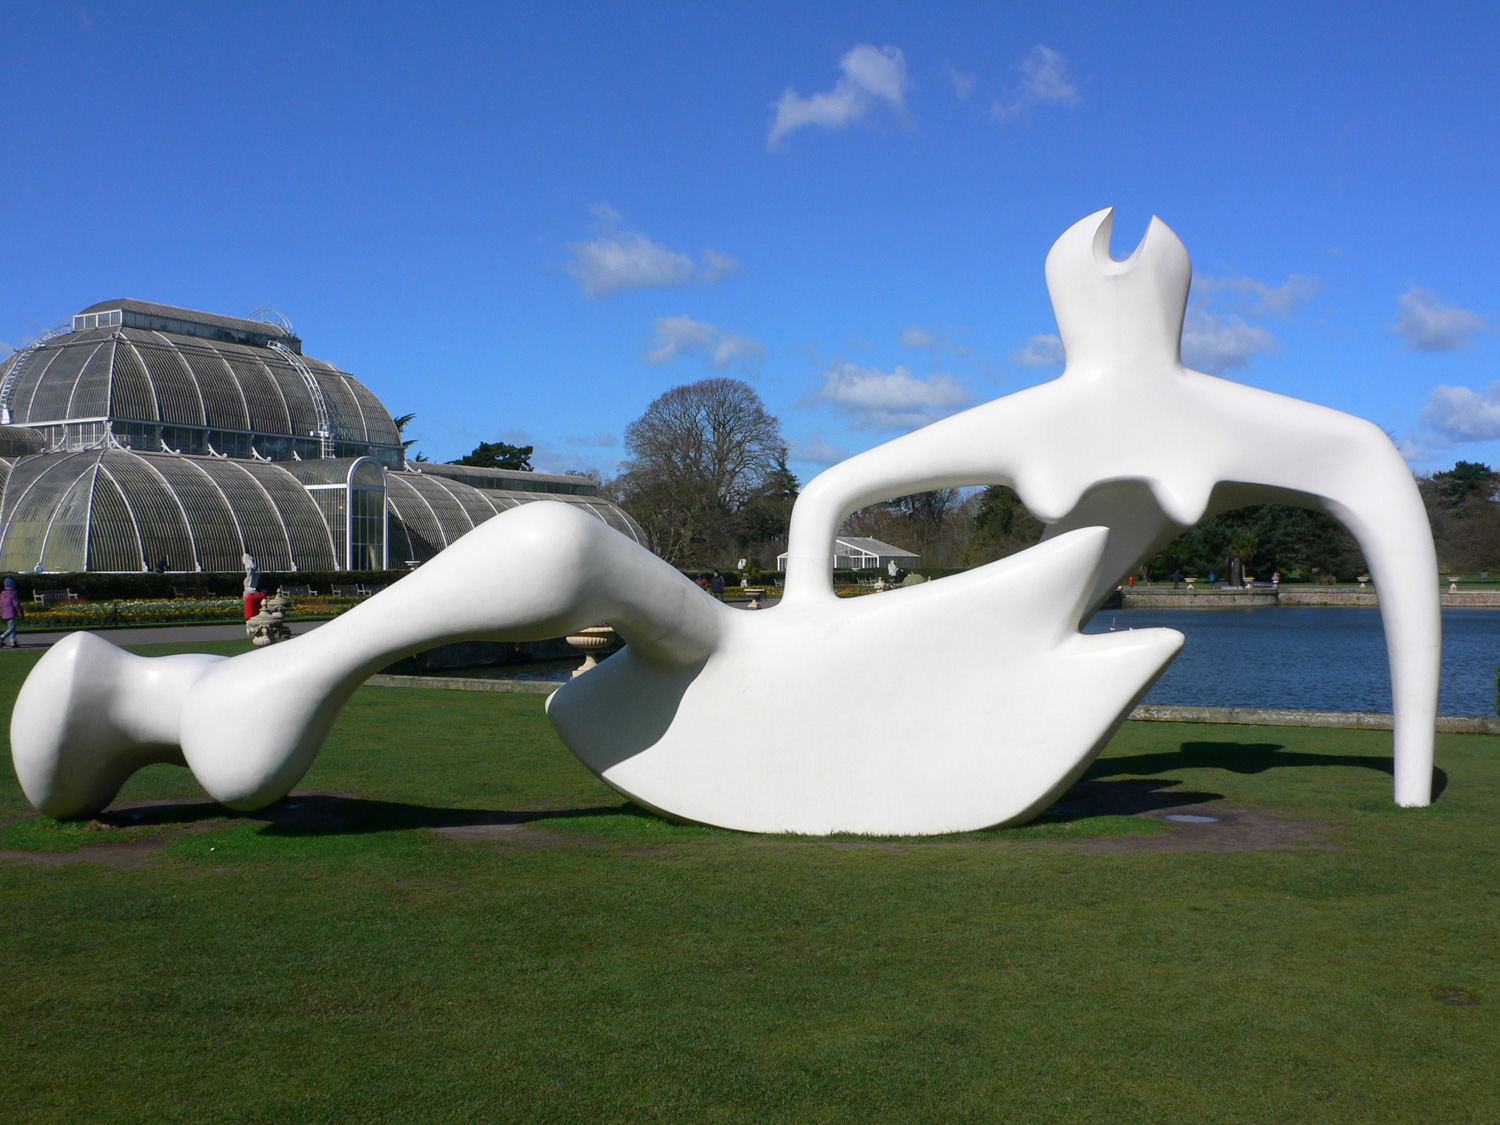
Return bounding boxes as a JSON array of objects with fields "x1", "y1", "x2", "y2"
[
  {"x1": 1121, "y1": 591, "x2": 1276, "y2": 608},
  {"x1": 1442, "y1": 590, "x2": 1500, "y2": 607},
  {"x1": 1129, "y1": 703, "x2": 1500, "y2": 735},
  {"x1": 1119, "y1": 586, "x2": 1500, "y2": 608},
  {"x1": 1277, "y1": 588, "x2": 1378, "y2": 607},
  {"x1": 366, "y1": 674, "x2": 555, "y2": 694}
]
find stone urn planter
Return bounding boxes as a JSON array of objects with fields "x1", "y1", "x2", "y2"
[
  {"x1": 743, "y1": 586, "x2": 767, "y2": 610},
  {"x1": 246, "y1": 591, "x2": 293, "y2": 647},
  {"x1": 566, "y1": 624, "x2": 618, "y2": 678}
]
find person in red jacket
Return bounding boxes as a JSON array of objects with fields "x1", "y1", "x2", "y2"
[
  {"x1": 244, "y1": 587, "x2": 267, "y2": 621},
  {"x1": 0, "y1": 578, "x2": 21, "y2": 648}
]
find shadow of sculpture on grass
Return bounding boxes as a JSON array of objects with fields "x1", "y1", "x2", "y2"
[
  {"x1": 98, "y1": 793, "x2": 663, "y2": 839},
  {"x1": 1083, "y1": 740, "x2": 1448, "y2": 801},
  {"x1": 1038, "y1": 778, "x2": 1227, "y2": 823}
]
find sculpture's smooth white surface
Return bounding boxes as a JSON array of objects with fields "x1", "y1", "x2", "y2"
[{"x1": 10, "y1": 210, "x2": 1442, "y2": 831}]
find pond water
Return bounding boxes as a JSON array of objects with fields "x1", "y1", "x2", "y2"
[
  {"x1": 1081, "y1": 607, "x2": 1499, "y2": 716},
  {"x1": 415, "y1": 606, "x2": 1500, "y2": 717}
]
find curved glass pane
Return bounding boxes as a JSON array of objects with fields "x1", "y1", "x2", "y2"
[
  {"x1": 181, "y1": 347, "x2": 251, "y2": 432},
  {"x1": 68, "y1": 339, "x2": 115, "y2": 419},
  {"x1": 0, "y1": 454, "x2": 94, "y2": 570},
  {"x1": 100, "y1": 454, "x2": 196, "y2": 571},
  {"x1": 39, "y1": 470, "x2": 93, "y2": 573},
  {"x1": 109, "y1": 338, "x2": 159, "y2": 423},
  {"x1": 26, "y1": 341, "x2": 97, "y2": 422},
  {"x1": 86, "y1": 470, "x2": 144, "y2": 572},
  {"x1": 133, "y1": 337, "x2": 206, "y2": 425},
  {"x1": 385, "y1": 474, "x2": 447, "y2": 563},
  {"x1": 193, "y1": 460, "x2": 296, "y2": 570},
  {"x1": 145, "y1": 454, "x2": 245, "y2": 572},
  {"x1": 350, "y1": 458, "x2": 384, "y2": 488}
]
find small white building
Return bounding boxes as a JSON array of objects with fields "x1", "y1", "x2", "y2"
[{"x1": 777, "y1": 537, "x2": 922, "y2": 572}]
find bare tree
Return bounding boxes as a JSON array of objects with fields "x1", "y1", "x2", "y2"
[{"x1": 615, "y1": 378, "x2": 787, "y2": 566}]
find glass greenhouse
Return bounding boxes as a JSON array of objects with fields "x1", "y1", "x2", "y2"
[
  {"x1": 775, "y1": 537, "x2": 922, "y2": 572},
  {"x1": 0, "y1": 301, "x2": 645, "y2": 573}
]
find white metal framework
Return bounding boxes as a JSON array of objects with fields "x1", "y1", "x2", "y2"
[
  {"x1": 268, "y1": 340, "x2": 341, "y2": 459},
  {"x1": 0, "y1": 325, "x2": 72, "y2": 425}
]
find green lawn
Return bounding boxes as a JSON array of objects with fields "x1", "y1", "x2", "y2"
[{"x1": 1, "y1": 639, "x2": 1496, "y2": 1123}]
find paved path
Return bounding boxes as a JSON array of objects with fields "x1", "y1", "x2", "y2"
[
  {"x1": 8, "y1": 596, "x2": 782, "y2": 651},
  {"x1": 12, "y1": 619, "x2": 327, "y2": 650}
]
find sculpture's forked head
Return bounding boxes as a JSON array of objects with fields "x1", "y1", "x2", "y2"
[{"x1": 1044, "y1": 208, "x2": 1192, "y2": 375}]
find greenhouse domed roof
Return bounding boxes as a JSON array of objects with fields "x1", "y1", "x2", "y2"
[{"x1": 0, "y1": 299, "x2": 400, "y2": 451}]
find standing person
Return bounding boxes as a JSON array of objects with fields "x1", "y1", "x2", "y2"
[
  {"x1": 244, "y1": 585, "x2": 267, "y2": 622},
  {"x1": 710, "y1": 569, "x2": 725, "y2": 601},
  {"x1": 0, "y1": 578, "x2": 21, "y2": 648}
]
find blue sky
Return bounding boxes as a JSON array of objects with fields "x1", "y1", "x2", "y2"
[{"x1": 3, "y1": 3, "x2": 1497, "y2": 481}]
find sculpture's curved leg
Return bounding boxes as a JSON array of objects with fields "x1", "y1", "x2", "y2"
[{"x1": 12, "y1": 502, "x2": 721, "y2": 819}]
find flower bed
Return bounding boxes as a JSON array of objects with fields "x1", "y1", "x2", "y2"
[{"x1": 20, "y1": 596, "x2": 363, "y2": 630}]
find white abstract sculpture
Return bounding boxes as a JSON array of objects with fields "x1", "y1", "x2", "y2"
[{"x1": 9, "y1": 210, "x2": 1441, "y2": 833}]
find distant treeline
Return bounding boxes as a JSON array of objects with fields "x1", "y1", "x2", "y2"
[{"x1": 868, "y1": 462, "x2": 1500, "y2": 582}]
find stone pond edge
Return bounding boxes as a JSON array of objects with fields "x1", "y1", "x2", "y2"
[{"x1": 362, "y1": 675, "x2": 1500, "y2": 734}]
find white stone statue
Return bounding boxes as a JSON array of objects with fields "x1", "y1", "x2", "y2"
[
  {"x1": 8, "y1": 210, "x2": 1441, "y2": 832},
  {"x1": 241, "y1": 553, "x2": 258, "y2": 594}
]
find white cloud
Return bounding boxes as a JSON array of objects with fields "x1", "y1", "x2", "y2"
[
  {"x1": 568, "y1": 231, "x2": 694, "y2": 298},
  {"x1": 813, "y1": 363, "x2": 974, "y2": 431},
  {"x1": 991, "y1": 45, "x2": 1080, "y2": 121},
  {"x1": 788, "y1": 433, "x2": 848, "y2": 466},
  {"x1": 1196, "y1": 273, "x2": 1321, "y2": 316},
  {"x1": 1419, "y1": 383, "x2": 1500, "y2": 442},
  {"x1": 565, "y1": 431, "x2": 617, "y2": 448},
  {"x1": 1394, "y1": 433, "x2": 1442, "y2": 466},
  {"x1": 0, "y1": 329, "x2": 44, "y2": 360},
  {"x1": 899, "y1": 323, "x2": 971, "y2": 355},
  {"x1": 567, "y1": 207, "x2": 740, "y2": 299},
  {"x1": 1181, "y1": 311, "x2": 1277, "y2": 373},
  {"x1": 942, "y1": 63, "x2": 977, "y2": 99},
  {"x1": 642, "y1": 315, "x2": 764, "y2": 371},
  {"x1": 497, "y1": 427, "x2": 623, "y2": 476},
  {"x1": 699, "y1": 249, "x2": 742, "y2": 282},
  {"x1": 768, "y1": 44, "x2": 910, "y2": 150},
  {"x1": 1011, "y1": 333, "x2": 1064, "y2": 366},
  {"x1": 1169, "y1": 270, "x2": 1318, "y2": 374},
  {"x1": 1394, "y1": 285, "x2": 1486, "y2": 351}
]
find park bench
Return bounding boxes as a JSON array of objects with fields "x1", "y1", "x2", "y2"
[
  {"x1": 1314, "y1": 575, "x2": 1338, "y2": 585},
  {"x1": 331, "y1": 585, "x2": 362, "y2": 597},
  {"x1": 32, "y1": 589, "x2": 78, "y2": 605},
  {"x1": 173, "y1": 585, "x2": 212, "y2": 599},
  {"x1": 278, "y1": 585, "x2": 314, "y2": 598},
  {"x1": 357, "y1": 584, "x2": 387, "y2": 597}
]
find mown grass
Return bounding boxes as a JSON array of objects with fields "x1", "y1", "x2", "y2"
[{"x1": 0, "y1": 638, "x2": 1496, "y2": 1123}]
